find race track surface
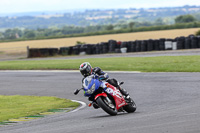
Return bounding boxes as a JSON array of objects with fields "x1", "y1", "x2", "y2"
[{"x1": 0, "y1": 71, "x2": 200, "y2": 133}]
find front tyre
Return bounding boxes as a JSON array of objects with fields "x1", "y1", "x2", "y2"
[
  {"x1": 123, "y1": 98, "x2": 137, "y2": 113},
  {"x1": 96, "y1": 97, "x2": 117, "y2": 116}
]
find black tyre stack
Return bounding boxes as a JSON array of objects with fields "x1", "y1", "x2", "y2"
[
  {"x1": 185, "y1": 37, "x2": 191, "y2": 49},
  {"x1": 29, "y1": 48, "x2": 41, "y2": 58},
  {"x1": 141, "y1": 40, "x2": 147, "y2": 52},
  {"x1": 92, "y1": 44, "x2": 97, "y2": 55},
  {"x1": 176, "y1": 37, "x2": 185, "y2": 49},
  {"x1": 126, "y1": 41, "x2": 132, "y2": 52},
  {"x1": 191, "y1": 36, "x2": 199, "y2": 49},
  {"x1": 99, "y1": 43, "x2": 103, "y2": 54},
  {"x1": 147, "y1": 39, "x2": 154, "y2": 51},
  {"x1": 28, "y1": 35, "x2": 200, "y2": 58},
  {"x1": 73, "y1": 45, "x2": 80, "y2": 55},
  {"x1": 159, "y1": 38, "x2": 166, "y2": 50},
  {"x1": 68, "y1": 46, "x2": 74, "y2": 55},
  {"x1": 198, "y1": 36, "x2": 200, "y2": 48},
  {"x1": 79, "y1": 45, "x2": 86, "y2": 54},
  {"x1": 114, "y1": 41, "x2": 121, "y2": 53},
  {"x1": 130, "y1": 41, "x2": 136, "y2": 52},
  {"x1": 95, "y1": 44, "x2": 100, "y2": 54},
  {"x1": 84, "y1": 44, "x2": 92, "y2": 55},
  {"x1": 154, "y1": 40, "x2": 160, "y2": 51},
  {"x1": 135, "y1": 40, "x2": 141, "y2": 52},
  {"x1": 28, "y1": 48, "x2": 59, "y2": 57},
  {"x1": 59, "y1": 47, "x2": 69, "y2": 55},
  {"x1": 121, "y1": 42, "x2": 127, "y2": 49},
  {"x1": 102, "y1": 42, "x2": 109, "y2": 54},
  {"x1": 48, "y1": 48, "x2": 59, "y2": 56},
  {"x1": 108, "y1": 40, "x2": 117, "y2": 53}
]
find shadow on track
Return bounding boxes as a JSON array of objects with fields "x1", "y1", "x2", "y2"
[{"x1": 88, "y1": 111, "x2": 139, "y2": 119}]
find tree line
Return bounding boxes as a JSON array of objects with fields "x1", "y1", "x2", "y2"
[{"x1": 0, "y1": 14, "x2": 199, "y2": 42}]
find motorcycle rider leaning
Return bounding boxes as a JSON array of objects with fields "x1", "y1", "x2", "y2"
[{"x1": 79, "y1": 62, "x2": 131, "y2": 104}]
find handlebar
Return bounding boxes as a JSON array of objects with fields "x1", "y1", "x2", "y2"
[{"x1": 74, "y1": 88, "x2": 83, "y2": 95}]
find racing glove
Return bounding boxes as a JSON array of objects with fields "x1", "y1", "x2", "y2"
[{"x1": 99, "y1": 73, "x2": 109, "y2": 80}]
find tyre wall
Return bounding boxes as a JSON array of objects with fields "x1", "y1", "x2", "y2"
[{"x1": 28, "y1": 35, "x2": 200, "y2": 58}]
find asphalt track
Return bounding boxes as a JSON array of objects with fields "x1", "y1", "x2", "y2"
[{"x1": 0, "y1": 71, "x2": 200, "y2": 133}]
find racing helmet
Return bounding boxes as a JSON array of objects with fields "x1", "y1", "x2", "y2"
[{"x1": 79, "y1": 62, "x2": 92, "y2": 77}]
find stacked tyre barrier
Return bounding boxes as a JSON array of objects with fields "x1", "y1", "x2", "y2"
[
  {"x1": 28, "y1": 35, "x2": 200, "y2": 58},
  {"x1": 28, "y1": 48, "x2": 59, "y2": 58}
]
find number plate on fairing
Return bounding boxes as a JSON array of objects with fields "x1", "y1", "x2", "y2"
[{"x1": 105, "y1": 87, "x2": 122, "y2": 98}]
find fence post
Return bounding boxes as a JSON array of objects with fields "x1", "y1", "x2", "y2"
[{"x1": 27, "y1": 46, "x2": 30, "y2": 58}]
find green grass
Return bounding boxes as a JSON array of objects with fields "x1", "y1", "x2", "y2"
[
  {"x1": 0, "y1": 95, "x2": 80, "y2": 122},
  {"x1": 0, "y1": 55, "x2": 200, "y2": 72}
]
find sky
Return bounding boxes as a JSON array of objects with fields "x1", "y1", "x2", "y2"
[{"x1": 0, "y1": 0, "x2": 200, "y2": 14}]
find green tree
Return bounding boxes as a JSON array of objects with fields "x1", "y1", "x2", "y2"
[
  {"x1": 155, "y1": 18, "x2": 164, "y2": 25},
  {"x1": 105, "y1": 24, "x2": 114, "y2": 31},
  {"x1": 175, "y1": 15, "x2": 196, "y2": 23},
  {"x1": 196, "y1": 30, "x2": 200, "y2": 36},
  {"x1": 0, "y1": 32, "x2": 4, "y2": 39},
  {"x1": 3, "y1": 29, "x2": 17, "y2": 40},
  {"x1": 24, "y1": 30, "x2": 36, "y2": 38},
  {"x1": 193, "y1": 13, "x2": 200, "y2": 21},
  {"x1": 76, "y1": 41, "x2": 86, "y2": 45},
  {"x1": 129, "y1": 22, "x2": 135, "y2": 29}
]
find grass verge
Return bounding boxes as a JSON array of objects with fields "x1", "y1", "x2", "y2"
[
  {"x1": 0, "y1": 95, "x2": 80, "y2": 122},
  {"x1": 0, "y1": 55, "x2": 200, "y2": 72}
]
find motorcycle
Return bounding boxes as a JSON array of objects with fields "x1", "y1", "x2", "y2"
[{"x1": 74, "y1": 74, "x2": 136, "y2": 116}]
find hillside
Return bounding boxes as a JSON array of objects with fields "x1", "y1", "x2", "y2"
[{"x1": 0, "y1": 5, "x2": 200, "y2": 29}]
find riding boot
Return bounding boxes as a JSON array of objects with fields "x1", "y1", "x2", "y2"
[
  {"x1": 119, "y1": 88, "x2": 129, "y2": 96},
  {"x1": 117, "y1": 86, "x2": 128, "y2": 96},
  {"x1": 118, "y1": 87, "x2": 131, "y2": 102}
]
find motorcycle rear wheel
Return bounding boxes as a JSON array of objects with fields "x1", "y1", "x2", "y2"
[{"x1": 96, "y1": 96, "x2": 117, "y2": 116}]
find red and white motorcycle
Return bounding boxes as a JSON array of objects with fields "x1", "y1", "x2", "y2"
[{"x1": 74, "y1": 75, "x2": 136, "y2": 116}]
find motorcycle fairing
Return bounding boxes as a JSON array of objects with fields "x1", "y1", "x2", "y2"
[
  {"x1": 105, "y1": 83, "x2": 127, "y2": 110},
  {"x1": 83, "y1": 75, "x2": 101, "y2": 97},
  {"x1": 93, "y1": 82, "x2": 127, "y2": 110}
]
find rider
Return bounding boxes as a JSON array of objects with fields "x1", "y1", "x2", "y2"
[{"x1": 79, "y1": 62, "x2": 131, "y2": 102}]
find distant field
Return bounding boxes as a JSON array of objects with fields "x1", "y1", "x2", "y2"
[{"x1": 0, "y1": 28, "x2": 199, "y2": 54}]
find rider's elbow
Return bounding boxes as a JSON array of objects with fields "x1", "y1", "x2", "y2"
[{"x1": 104, "y1": 73, "x2": 109, "y2": 79}]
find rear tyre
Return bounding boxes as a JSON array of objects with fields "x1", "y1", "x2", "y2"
[
  {"x1": 96, "y1": 97, "x2": 117, "y2": 116},
  {"x1": 123, "y1": 98, "x2": 137, "y2": 113}
]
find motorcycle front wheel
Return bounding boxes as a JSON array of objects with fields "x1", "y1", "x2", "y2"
[{"x1": 96, "y1": 96, "x2": 117, "y2": 116}]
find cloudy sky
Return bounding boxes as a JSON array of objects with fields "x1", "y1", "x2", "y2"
[{"x1": 0, "y1": 0, "x2": 200, "y2": 13}]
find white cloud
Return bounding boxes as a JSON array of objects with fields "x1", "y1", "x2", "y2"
[
  {"x1": 0, "y1": 0, "x2": 199, "y2": 13},
  {"x1": 113, "y1": 0, "x2": 200, "y2": 8}
]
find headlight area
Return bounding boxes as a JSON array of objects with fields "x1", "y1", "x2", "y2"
[{"x1": 86, "y1": 84, "x2": 96, "y2": 94}]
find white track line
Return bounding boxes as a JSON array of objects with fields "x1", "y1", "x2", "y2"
[{"x1": 70, "y1": 100, "x2": 87, "y2": 113}]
